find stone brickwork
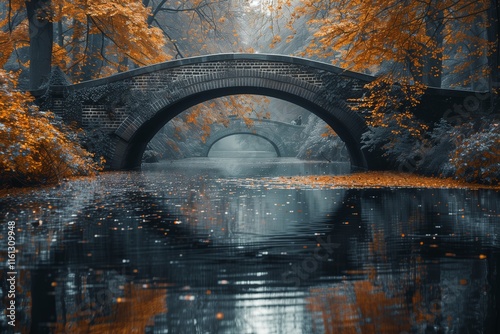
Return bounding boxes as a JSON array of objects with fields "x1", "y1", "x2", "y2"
[
  {"x1": 42, "y1": 54, "x2": 394, "y2": 170},
  {"x1": 39, "y1": 53, "x2": 491, "y2": 171},
  {"x1": 81, "y1": 106, "x2": 128, "y2": 129},
  {"x1": 126, "y1": 61, "x2": 326, "y2": 92}
]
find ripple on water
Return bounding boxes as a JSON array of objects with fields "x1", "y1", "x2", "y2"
[{"x1": 1, "y1": 159, "x2": 499, "y2": 333}]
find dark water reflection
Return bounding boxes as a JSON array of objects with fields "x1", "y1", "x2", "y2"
[{"x1": 1, "y1": 158, "x2": 499, "y2": 333}]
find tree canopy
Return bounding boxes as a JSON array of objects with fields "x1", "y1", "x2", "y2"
[
  {"x1": 0, "y1": 0, "x2": 266, "y2": 186},
  {"x1": 2, "y1": 0, "x2": 247, "y2": 87},
  {"x1": 0, "y1": 68, "x2": 99, "y2": 186},
  {"x1": 282, "y1": 0, "x2": 498, "y2": 90}
]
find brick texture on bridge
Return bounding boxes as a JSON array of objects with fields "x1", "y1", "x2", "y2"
[
  {"x1": 37, "y1": 53, "x2": 485, "y2": 171},
  {"x1": 126, "y1": 61, "x2": 326, "y2": 91}
]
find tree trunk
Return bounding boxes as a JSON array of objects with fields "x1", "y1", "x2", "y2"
[
  {"x1": 487, "y1": 0, "x2": 500, "y2": 92},
  {"x1": 423, "y1": 3, "x2": 444, "y2": 88},
  {"x1": 80, "y1": 32, "x2": 104, "y2": 81},
  {"x1": 56, "y1": 4, "x2": 63, "y2": 47},
  {"x1": 69, "y1": 18, "x2": 84, "y2": 80},
  {"x1": 26, "y1": 0, "x2": 53, "y2": 90}
]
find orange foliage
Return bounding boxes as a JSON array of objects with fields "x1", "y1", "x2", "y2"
[
  {"x1": 0, "y1": 1, "x2": 173, "y2": 186},
  {"x1": 2, "y1": 0, "x2": 169, "y2": 82},
  {"x1": 269, "y1": 171, "x2": 500, "y2": 190},
  {"x1": 277, "y1": 0, "x2": 494, "y2": 137},
  {"x1": 56, "y1": 283, "x2": 167, "y2": 333},
  {"x1": 0, "y1": 1, "x2": 29, "y2": 68},
  {"x1": 55, "y1": 0, "x2": 169, "y2": 79},
  {"x1": 0, "y1": 70, "x2": 100, "y2": 186},
  {"x1": 287, "y1": 0, "x2": 491, "y2": 80},
  {"x1": 356, "y1": 77, "x2": 429, "y2": 135},
  {"x1": 172, "y1": 95, "x2": 270, "y2": 145},
  {"x1": 307, "y1": 280, "x2": 410, "y2": 333},
  {"x1": 321, "y1": 125, "x2": 337, "y2": 138}
]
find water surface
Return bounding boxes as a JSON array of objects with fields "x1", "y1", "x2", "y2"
[{"x1": 1, "y1": 158, "x2": 499, "y2": 333}]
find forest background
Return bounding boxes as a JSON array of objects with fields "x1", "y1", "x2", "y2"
[{"x1": 0, "y1": 0, "x2": 498, "y2": 186}]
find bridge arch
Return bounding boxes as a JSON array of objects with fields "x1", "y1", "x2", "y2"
[
  {"x1": 115, "y1": 88, "x2": 365, "y2": 169},
  {"x1": 205, "y1": 132, "x2": 283, "y2": 158},
  {"x1": 68, "y1": 54, "x2": 378, "y2": 170},
  {"x1": 201, "y1": 117, "x2": 304, "y2": 158}
]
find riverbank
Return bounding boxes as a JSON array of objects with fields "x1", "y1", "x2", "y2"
[
  {"x1": 269, "y1": 171, "x2": 500, "y2": 190},
  {"x1": 2, "y1": 169, "x2": 499, "y2": 200}
]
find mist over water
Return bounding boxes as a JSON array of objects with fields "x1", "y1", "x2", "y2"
[
  {"x1": 1, "y1": 158, "x2": 499, "y2": 333},
  {"x1": 159, "y1": 157, "x2": 349, "y2": 178}
]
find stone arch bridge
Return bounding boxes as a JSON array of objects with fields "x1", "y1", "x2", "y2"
[
  {"x1": 146, "y1": 117, "x2": 305, "y2": 158},
  {"x1": 38, "y1": 53, "x2": 485, "y2": 170},
  {"x1": 202, "y1": 117, "x2": 305, "y2": 157}
]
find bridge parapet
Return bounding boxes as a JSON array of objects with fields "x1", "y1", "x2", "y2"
[{"x1": 126, "y1": 60, "x2": 327, "y2": 92}]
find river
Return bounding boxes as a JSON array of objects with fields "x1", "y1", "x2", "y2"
[{"x1": 1, "y1": 158, "x2": 499, "y2": 333}]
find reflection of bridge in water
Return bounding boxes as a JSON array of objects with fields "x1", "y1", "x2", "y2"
[{"x1": 24, "y1": 180, "x2": 500, "y2": 332}]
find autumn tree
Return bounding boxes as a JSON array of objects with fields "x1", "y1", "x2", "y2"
[
  {"x1": 285, "y1": 0, "x2": 495, "y2": 88},
  {"x1": 141, "y1": 1, "x2": 283, "y2": 159},
  {"x1": 151, "y1": 95, "x2": 272, "y2": 158},
  {"x1": 1, "y1": 1, "x2": 175, "y2": 183},
  {"x1": 277, "y1": 0, "x2": 497, "y2": 127},
  {"x1": 2, "y1": 0, "x2": 169, "y2": 87},
  {"x1": 267, "y1": 0, "x2": 499, "y2": 181},
  {"x1": 0, "y1": 69, "x2": 99, "y2": 186},
  {"x1": 142, "y1": 0, "x2": 247, "y2": 57},
  {"x1": 1, "y1": 5, "x2": 88, "y2": 186},
  {"x1": 51, "y1": 0, "x2": 242, "y2": 81},
  {"x1": 2, "y1": 1, "x2": 174, "y2": 185}
]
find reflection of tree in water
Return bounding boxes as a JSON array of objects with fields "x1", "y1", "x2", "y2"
[
  {"x1": 10, "y1": 184, "x2": 175, "y2": 333},
  {"x1": 306, "y1": 189, "x2": 500, "y2": 333},
  {"x1": 2, "y1": 177, "x2": 499, "y2": 333},
  {"x1": 54, "y1": 276, "x2": 167, "y2": 334}
]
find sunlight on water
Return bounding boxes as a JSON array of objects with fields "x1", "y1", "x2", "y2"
[{"x1": 0, "y1": 158, "x2": 499, "y2": 333}]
